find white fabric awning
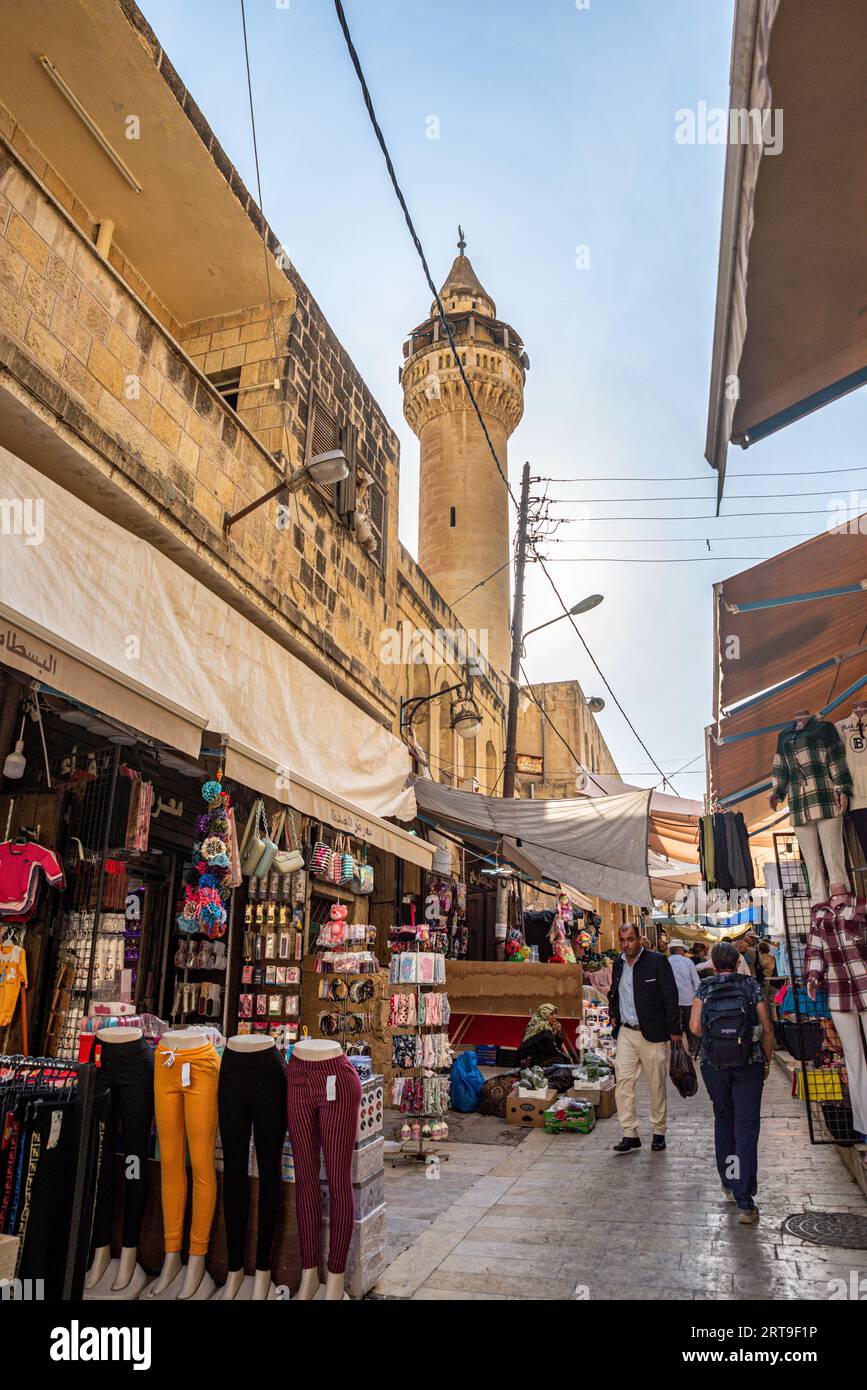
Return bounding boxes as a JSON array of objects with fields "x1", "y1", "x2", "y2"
[
  {"x1": 0, "y1": 451, "x2": 421, "y2": 844},
  {"x1": 414, "y1": 779, "x2": 653, "y2": 908}
]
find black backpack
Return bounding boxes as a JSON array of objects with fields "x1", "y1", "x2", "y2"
[{"x1": 701, "y1": 977, "x2": 756, "y2": 1068}]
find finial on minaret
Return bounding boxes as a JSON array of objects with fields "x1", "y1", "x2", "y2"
[{"x1": 457, "y1": 225, "x2": 466, "y2": 255}]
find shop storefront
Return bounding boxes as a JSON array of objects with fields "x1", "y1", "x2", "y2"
[{"x1": 708, "y1": 534, "x2": 867, "y2": 1190}]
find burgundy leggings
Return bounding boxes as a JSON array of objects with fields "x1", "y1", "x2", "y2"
[{"x1": 286, "y1": 1053, "x2": 362, "y2": 1275}]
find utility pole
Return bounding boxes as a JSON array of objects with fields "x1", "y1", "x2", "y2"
[
  {"x1": 502, "y1": 461, "x2": 531, "y2": 799},
  {"x1": 495, "y1": 461, "x2": 531, "y2": 957}
]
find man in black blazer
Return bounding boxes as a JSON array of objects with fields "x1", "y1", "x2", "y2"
[{"x1": 607, "y1": 922, "x2": 682, "y2": 1153}]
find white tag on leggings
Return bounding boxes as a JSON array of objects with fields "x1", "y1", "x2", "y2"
[
  {"x1": 181, "y1": 1062, "x2": 191, "y2": 1088},
  {"x1": 48, "y1": 1110, "x2": 63, "y2": 1150},
  {"x1": 326, "y1": 1075, "x2": 336, "y2": 1102}
]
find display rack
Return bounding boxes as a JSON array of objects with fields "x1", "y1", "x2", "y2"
[
  {"x1": 234, "y1": 869, "x2": 305, "y2": 1049},
  {"x1": 774, "y1": 831, "x2": 856, "y2": 1147},
  {"x1": 387, "y1": 928, "x2": 451, "y2": 1166}
]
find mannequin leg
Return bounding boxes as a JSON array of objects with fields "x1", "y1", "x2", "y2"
[
  {"x1": 112, "y1": 1246, "x2": 140, "y2": 1292},
  {"x1": 251, "y1": 1268, "x2": 273, "y2": 1300},
  {"x1": 831, "y1": 1009, "x2": 867, "y2": 1136},
  {"x1": 218, "y1": 1085, "x2": 254, "y2": 1287},
  {"x1": 795, "y1": 823, "x2": 828, "y2": 906},
  {"x1": 250, "y1": 1059, "x2": 287, "y2": 1290},
  {"x1": 216, "y1": 1269, "x2": 246, "y2": 1301},
  {"x1": 153, "y1": 1073, "x2": 188, "y2": 1262},
  {"x1": 148, "y1": 1251, "x2": 182, "y2": 1297},
  {"x1": 178, "y1": 1253, "x2": 207, "y2": 1300},
  {"x1": 817, "y1": 816, "x2": 850, "y2": 896},
  {"x1": 85, "y1": 1246, "x2": 111, "y2": 1288},
  {"x1": 320, "y1": 1064, "x2": 362, "y2": 1281},
  {"x1": 180, "y1": 1053, "x2": 220, "y2": 1270},
  {"x1": 287, "y1": 1076, "x2": 324, "y2": 1299},
  {"x1": 88, "y1": 1081, "x2": 120, "y2": 1285},
  {"x1": 324, "y1": 1270, "x2": 347, "y2": 1301}
]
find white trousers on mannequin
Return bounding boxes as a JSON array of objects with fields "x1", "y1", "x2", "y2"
[
  {"x1": 795, "y1": 816, "x2": 848, "y2": 905},
  {"x1": 831, "y1": 1009, "x2": 867, "y2": 1136}
]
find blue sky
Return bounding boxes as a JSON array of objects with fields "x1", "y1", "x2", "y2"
[{"x1": 141, "y1": 0, "x2": 865, "y2": 794}]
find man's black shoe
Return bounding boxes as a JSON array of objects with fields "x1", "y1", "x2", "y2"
[
  {"x1": 651, "y1": 1134, "x2": 667, "y2": 1152},
  {"x1": 612, "y1": 1137, "x2": 641, "y2": 1154}
]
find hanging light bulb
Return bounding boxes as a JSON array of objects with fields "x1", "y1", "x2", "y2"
[{"x1": 3, "y1": 717, "x2": 26, "y2": 780}]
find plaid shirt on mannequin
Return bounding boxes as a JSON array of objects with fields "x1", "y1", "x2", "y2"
[
  {"x1": 805, "y1": 897, "x2": 867, "y2": 1013},
  {"x1": 770, "y1": 717, "x2": 853, "y2": 826}
]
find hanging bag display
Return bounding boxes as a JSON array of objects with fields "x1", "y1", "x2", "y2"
[
  {"x1": 253, "y1": 807, "x2": 280, "y2": 879},
  {"x1": 240, "y1": 798, "x2": 268, "y2": 877},
  {"x1": 273, "y1": 811, "x2": 305, "y2": 875},
  {"x1": 310, "y1": 832, "x2": 335, "y2": 881},
  {"x1": 329, "y1": 833, "x2": 347, "y2": 886},
  {"x1": 352, "y1": 844, "x2": 374, "y2": 895},
  {"x1": 337, "y1": 834, "x2": 357, "y2": 889}
]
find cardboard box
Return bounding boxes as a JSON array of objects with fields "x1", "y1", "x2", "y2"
[
  {"x1": 0, "y1": 1234, "x2": 18, "y2": 1282},
  {"x1": 506, "y1": 1087, "x2": 557, "y2": 1128},
  {"x1": 517, "y1": 1086, "x2": 551, "y2": 1100},
  {"x1": 569, "y1": 1084, "x2": 616, "y2": 1119}
]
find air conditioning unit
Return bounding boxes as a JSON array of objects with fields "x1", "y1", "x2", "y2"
[{"x1": 460, "y1": 777, "x2": 480, "y2": 793}]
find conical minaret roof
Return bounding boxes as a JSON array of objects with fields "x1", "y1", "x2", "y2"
[{"x1": 430, "y1": 228, "x2": 496, "y2": 317}]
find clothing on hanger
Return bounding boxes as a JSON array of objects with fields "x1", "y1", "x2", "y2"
[{"x1": 771, "y1": 716, "x2": 853, "y2": 827}]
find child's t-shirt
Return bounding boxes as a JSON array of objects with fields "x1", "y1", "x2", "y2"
[{"x1": 0, "y1": 942, "x2": 27, "y2": 1026}]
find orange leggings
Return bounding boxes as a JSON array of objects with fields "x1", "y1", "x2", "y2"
[{"x1": 154, "y1": 1041, "x2": 220, "y2": 1256}]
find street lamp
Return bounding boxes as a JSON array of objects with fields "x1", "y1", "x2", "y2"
[
  {"x1": 587, "y1": 696, "x2": 606, "y2": 713},
  {"x1": 522, "y1": 593, "x2": 604, "y2": 642},
  {"x1": 223, "y1": 448, "x2": 351, "y2": 532}
]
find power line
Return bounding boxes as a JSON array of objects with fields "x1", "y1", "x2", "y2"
[
  {"x1": 451, "y1": 558, "x2": 512, "y2": 607},
  {"x1": 545, "y1": 508, "x2": 853, "y2": 521},
  {"x1": 546, "y1": 466, "x2": 867, "y2": 483},
  {"x1": 332, "y1": 0, "x2": 518, "y2": 512},
  {"x1": 539, "y1": 550, "x2": 766, "y2": 556},
  {"x1": 546, "y1": 488, "x2": 850, "y2": 503},
  {"x1": 331, "y1": 0, "x2": 679, "y2": 796},
  {"x1": 547, "y1": 533, "x2": 815, "y2": 544},
  {"x1": 535, "y1": 555, "x2": 679, "y2": 793}
]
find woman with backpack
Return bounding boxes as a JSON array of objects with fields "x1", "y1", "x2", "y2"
[{"x1": 688, "y1": 941, "x2": 775, "y2": 1225}]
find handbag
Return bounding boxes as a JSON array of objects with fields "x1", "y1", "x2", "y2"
[
  {"x1": 273, "y1": 811, "x2": 305, "y2": 875},
  {"x1": 240, "y1": 799, "x2": 268, "y2": 877},
  {"x1": 310, "y1": 837, "x2": 335, "y2": 881},
  {"x1": 669, "y1": 1039, "x2": 698, "y2": 1098},
  {"x1": 352, "y1": 846, "x2": 374, "y2": 895},
  {"x1": 337, "y1": 834, "x2": 357, "y2": 888},
  {"x1": 253, "y1": 808, "x2": 281, "y2": 879}
]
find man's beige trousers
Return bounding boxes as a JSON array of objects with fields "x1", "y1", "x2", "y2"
[{"x1": 615, "y1": 1026, "x2": 669, "y2": 1137}]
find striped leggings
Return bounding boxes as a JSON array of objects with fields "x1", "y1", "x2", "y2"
[{"x1": 286, "y1": 1054, "x2": 362, "y2": 1275}]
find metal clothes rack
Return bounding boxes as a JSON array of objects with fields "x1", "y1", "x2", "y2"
[
  {"x1": 773, "y1": 833, "x2": 857, "y2": 1147},
  {"x1": 0, "y1": 1054, "x2": 99, "y2": 1299}
]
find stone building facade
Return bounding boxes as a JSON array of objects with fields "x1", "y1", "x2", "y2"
[{"x1": 0, "y1": 0, "x2": 505, "y2": 781}]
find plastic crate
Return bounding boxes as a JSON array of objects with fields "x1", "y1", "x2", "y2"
[{"x1": 820, "y1": 1101, "x2": 860, "y2": 1145}]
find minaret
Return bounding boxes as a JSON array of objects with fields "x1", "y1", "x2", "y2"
[{"x1": 401, "y1": 231, "x2": 527, "y2": 675}]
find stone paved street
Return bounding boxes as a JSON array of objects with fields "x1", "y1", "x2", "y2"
[{"x1": 374, "y1": 1064, "x2": 867, "y2": 1300}]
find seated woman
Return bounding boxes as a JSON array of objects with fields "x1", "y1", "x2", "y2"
[{"x1": 517, "y1": 1004, "x2": 580, "y2": 1069}]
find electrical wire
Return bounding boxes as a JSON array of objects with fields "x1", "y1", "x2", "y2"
[
  {"x1": 541, "y1": 508, "x2": 855, "y2": 521},
  {"x1": 535, "y1": 555, "x2": 680, "y2": 793},
  {"x1": 545, "y1": 488, "x2": 850, "y2": 503},
  {"x1": 518, "y1": 663, "x2": 609, "y2": 796},
  {"x1": 333, "y1": 0, "x2": 518, "y2": 511},
  {"x1": 541, "y1": 555, "x2": 770, "y2": 564},
  {"x1": 330, "y1": 0, "x2": 683, "y2": 794},
  {"x1": 545, "y1": 465, "x2": 867, "y2": 482},
  {"x1": 451, "y1": 558, "x2": 512, "y2": 607},
  {"x1": 547, "y1": 533, "x2": 815, "y2": 544}
]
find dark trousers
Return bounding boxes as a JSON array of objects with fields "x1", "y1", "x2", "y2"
[
  {"x1": 701, "y1": 1059, "x2": 764, "y2": 1207},
  {"x1": 218, "y1": 1044, "x2": 288, "y2": 1271},
  {"x1": 92, "y1": 1036, "x2": 154, "y2": 1249},
  {"x1": 680, "y1": 1005, "x2": 699, "y2": 1056}
]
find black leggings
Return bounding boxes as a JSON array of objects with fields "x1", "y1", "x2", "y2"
[
  {"x1": 92, "y1": 1036, "x2": 155, "y2": 1250},
  {"x1": 218, "y1": 1044, "x2": 288, "y2": 1272}
]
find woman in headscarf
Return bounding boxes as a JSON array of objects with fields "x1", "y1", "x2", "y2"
[{"x1": 517, "y1": 1004, "x2": 580, "y2": 1068}]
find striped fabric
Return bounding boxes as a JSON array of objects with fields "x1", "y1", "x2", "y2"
[{"x1": 286, "y1": 1054, "x2": 362, "y2": 1275}]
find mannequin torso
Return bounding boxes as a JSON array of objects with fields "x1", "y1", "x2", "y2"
[
  {"x1": 97, "y1": 1027, "x2": 143, "y2": 1043},
  {"x1": 160, "y1": 1028, "x2": 212, "y2": 1051},
  {"x1": 293, "y1": 1038, "x2": 342, "y2": 1061},
  {"x1": 226, "y1": 1035, "x2": 275, "y2": 1053}
]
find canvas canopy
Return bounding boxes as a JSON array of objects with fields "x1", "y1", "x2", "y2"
[
  {"x1": 414, "y1": 778, "x2": 654, "y2": 909},
  {"x1": 0, "y1": 451, "x2": 427, "y2": 863}
]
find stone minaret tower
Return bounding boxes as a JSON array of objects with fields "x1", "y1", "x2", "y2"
[{"x1": 401, "y1": 232, "x2": 527, "y2": 675}]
